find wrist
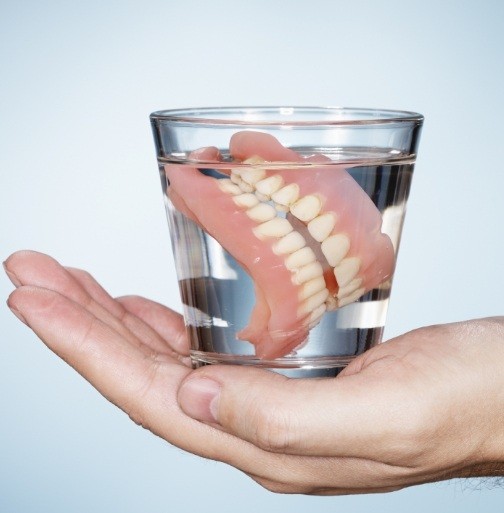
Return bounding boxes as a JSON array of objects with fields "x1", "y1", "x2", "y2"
[{"x1": 469, "y1": 317, "x2": 504, "y2": 471}]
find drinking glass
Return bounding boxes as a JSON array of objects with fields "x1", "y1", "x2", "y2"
[{"x1": 150, "y1": 107, "x2": 423, "y2": 377}]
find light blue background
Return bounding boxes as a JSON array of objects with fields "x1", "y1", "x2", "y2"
[{"x1": 1, "y1": 1, "x2": 503, "y2": 511}]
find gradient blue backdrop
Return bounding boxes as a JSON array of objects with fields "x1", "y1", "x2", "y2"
[{"x1": 1, "y1": 1, "x2": 503, "y2": 512}]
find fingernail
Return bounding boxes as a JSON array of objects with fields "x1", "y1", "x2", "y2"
[
  {"x1": 3, "y1": 261, "x2": 22, "y2": 287},
  {"x1": 178, "y1": 377, "x2": 221, "y2": 424},
  {"x1": 7, "y1": 301, "x2": 27, "y2": 325}
]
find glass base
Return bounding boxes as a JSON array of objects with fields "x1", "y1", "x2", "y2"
[{"x1": 190, "y1": 350, "x2": 354, "y2": 378}]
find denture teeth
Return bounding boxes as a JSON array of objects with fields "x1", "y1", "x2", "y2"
[
  {"x1": 272, "y1": 231, "x2": 306, "y2": 255},
  {"x1": 325, "y1": 295, "x2": 338, "y2": 311},
  {"x1": 292, "y1": 261, "x2": 323, "y2": 285},
  {"x1": 246, "y1": 203, "x2": 277, "y2": 223},
  {"x1": 230, "y1": 170, "x2": 242, "y2": 184},
  {"x1": 337, "y1": 287, "x2": 365, "y2": 308},
  {"x1": 232, "y1": 193, "x2": 260, "y2": 209},
  {"x1": 298, "y1": 276, "x2": 327, "y2": 301},
  {"x1": 218, "y1": 179, "x2": 242, "y2": 195},
  {"x1": 334, "y1": 257, "x2": 361, "y2": 288},
  {"x1": 253, "y1": 218, "x2": 293, "y2": 239},
  {"x1": 255, "y1": 191, "x2": 270, "y2": 202},
  {"x1": 271, "y1": 183, "x2": 300, "y2": 207},
  {"x1": 298, "y1": 288, "x2": 329, "y2": 317},
  {"x1": 308, "y1": 212, "x2": 337, "y2": 242},
  {"x1": 337, "y1": 278, "x2": 363, "y2": 299},
  {"x1": 321, "y1": 234, "x2": 350, "y2": 267},
  {"x1": 241, "y1": 168, "x2": 266, "y2": 185},
  {"x1": 275, "y1": 204, "x2": 289, "y2": 212},
  {"x1": 307, "y1": 303, "x2": 327, "y2": 327},
  {"x1": 255, "y1": 175, "x2": 284, "y2": 198},
  {"x1": 290, "y1": 195, "x2": 322, "y2": 222},
  {"x1": 243, "y1": 155, "x2": 265, "y2": 165},
  {"x1": 284, "y1": 247, "x2": 316, "y2": 271},
  {"x1": 238, "y1": 181, "x2": 255, "y2": 193}
]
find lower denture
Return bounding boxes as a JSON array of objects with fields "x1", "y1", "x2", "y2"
[{"x1": 165, "y1": 131, "x2": 395, "y2": 359}]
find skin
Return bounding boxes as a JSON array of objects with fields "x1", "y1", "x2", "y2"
[{"x1": 4, "y1": 250, "x2": 504, "y2": 495}]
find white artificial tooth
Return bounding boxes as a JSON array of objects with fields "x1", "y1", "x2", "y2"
[
  {"x1": 255, "y1": 175, "x2": 284, "y2": 198},
  {"x1": 325, "y1": 295, "x2": 338, "y2": 311},
  {"x1": 290, "y1": 195, "x2": 322, "y2": 222},
  {"x1": 298, "y1": 276, "x2": 326, "y2": 301},
  {"x1": 243, "y1": 155, "x2": 265, "y2": 165},
  {"x1": 233, "y1": 193, "x2": 260, "y2": 209},
  {"x1": 291, "y1": 261, "x2": 323, "y2": 285},
  {"x1": 321, "y1": 234, "x2": 350, "y2": 267},
  {"x1": 272, "y1": 231, "x2": 306, "y2": 255},
  {"x1": 334, "y1": 257, "x2": 361, "y2": 288},
  {"x1": 337, "y1": 288, "x2": 365, "y2": 308},
  {"x1": 241, "y1": 168, "x2": 266, "y2": 185},
  {"x1": 298, "y1": 288, "x2": 329, "y2": 317},
  {"x1": 284, "y1": 247, "x2": 316, "y2": 271},
  {"x1": 275, "y1": 204, "x2": 289, "y2": 212},
  {"x1": 218, "y1": 179, "x2": 242, "y2": 195},
  {"x1": 308, "y1": 212, "x2": 337, "y2": 242},
  {"x1": 337, "y1": 278, "x2": 363, "y2": 299},
  {"x1": 230, "y1": 172, "x2": 242, "y2": 184},
  {"x1": 307, "y1": 303, "x2": 327, "y2": 328},
  {"x1": 246, "y1": 203, "x2": 277, "y2": 222},
  {"x1": 255, "y1": 191, "x2": 270, "y2": 202},
  {"x1": 253, "y1": 218, "x2": 293, "y2": 239},
  {"x1": 239, "y1": 181, "x2": 255, "y2": 193},
  {"x1": 271, "y1": 183, "x2": 300, "y2": 207}
]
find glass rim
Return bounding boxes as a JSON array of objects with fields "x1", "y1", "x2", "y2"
[{"x1": 149, "y1": 106, "x2": 424, "y2": 127}]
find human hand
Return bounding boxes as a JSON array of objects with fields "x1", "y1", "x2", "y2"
[{"x1": 5, "y1": 250, "x2": 504, "y2": 495}]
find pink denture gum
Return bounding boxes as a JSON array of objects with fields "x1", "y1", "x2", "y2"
[{"x1": 165, "y1": 131, "x2": 395, "y2": 359}]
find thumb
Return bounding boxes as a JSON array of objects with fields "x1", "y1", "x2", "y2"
[{"x1": 177, "y1": 365, "x2": 392, "y2": 458}]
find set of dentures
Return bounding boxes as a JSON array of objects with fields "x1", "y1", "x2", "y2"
[
  {"x1": 165, "y1": 130, "x2": 394, "y2": 358},
  {"x1": 219, "y1": 158, "x2": 365, "y2": 318}
]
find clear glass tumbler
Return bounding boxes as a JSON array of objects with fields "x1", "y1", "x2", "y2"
[{"x1": 150, "y1": 107, "x2": 423, "y2": 377}]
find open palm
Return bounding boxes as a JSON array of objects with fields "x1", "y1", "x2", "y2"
[{"x1": 5, "y1": 251, "x2": 504, "y2": 495}]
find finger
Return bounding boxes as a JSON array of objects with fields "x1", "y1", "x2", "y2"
[
  {"x1": 4, "y1": 251, "x2": 169, "y2": 357},
  {"x1": 177, "y1": 364, "x2": 409, "y2": 460},
  {"x1": 116, "y1": 295, "x2": 189, "y2": 356},
  {"x1": 64, "y1": 267, "x2": 129, "y2": 318},
  {"x1": 7, "y1": 284, "x2": 428, "y2": 492},
  {"x1": 6, "y1": 285, "x2": 287, "y2": 472},
  {"x1": 7, "y1": 285, "x2": 186, "y2": 403},
  {"x1": 66, "y1": 267, "x2": 187, "y2": 359}
]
